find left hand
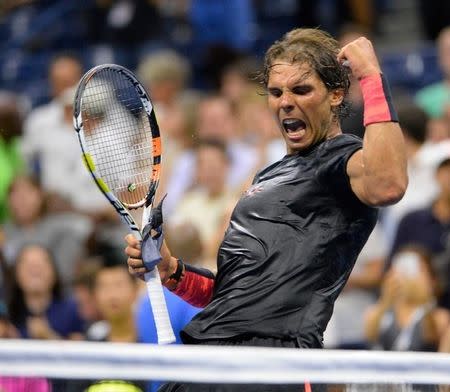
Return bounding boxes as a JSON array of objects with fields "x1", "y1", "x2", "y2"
[{"x1": 337, "y1": 37, "x2": 382, "y2": 80}]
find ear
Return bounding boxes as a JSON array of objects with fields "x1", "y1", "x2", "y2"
[{"x1": 329, "y1": 88, "x2": 345, "y2": 108}]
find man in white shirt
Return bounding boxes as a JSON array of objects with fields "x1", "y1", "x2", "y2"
[{"x1": 21, "y1": 54, "x2": 110, "y2": 213}]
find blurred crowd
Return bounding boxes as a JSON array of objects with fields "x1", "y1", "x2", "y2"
[{"x1": 1, "y1": 0, "x2": 450, "y2": 390}]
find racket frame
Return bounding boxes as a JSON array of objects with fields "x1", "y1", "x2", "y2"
[{"x1": 73, "y1": 64, "x2": 175, "y2": 344}]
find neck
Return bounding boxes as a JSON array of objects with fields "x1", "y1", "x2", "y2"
[
  {"x1": 25, "y1": 292, "x2": 52, "y2": 315},
  {"x1": 326, "y1": 121, "x2": 342, "y2": 140},
  {"x1": 108, "y1": 314, "x2": 137, "y2": 343}
]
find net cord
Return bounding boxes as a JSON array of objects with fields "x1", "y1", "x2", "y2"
[{"x1": 0, "y1": 340, "x2": 450, "y2": 384}]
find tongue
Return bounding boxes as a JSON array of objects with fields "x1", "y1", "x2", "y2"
[{"x1": 284, "y1": 119, "x2": 305, "y2": 132}]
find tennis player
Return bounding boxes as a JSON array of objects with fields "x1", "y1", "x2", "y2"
[{"x1": 126, "y1": 26, "x2": 407, "y2": 374}]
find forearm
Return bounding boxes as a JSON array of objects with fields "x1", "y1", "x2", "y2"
[
  {"x1": 361, "y1": 122, "x2": 407, "y2": 204},
  {"x1": 359, "y1": 74, "x2": 408, "y2": 205}
]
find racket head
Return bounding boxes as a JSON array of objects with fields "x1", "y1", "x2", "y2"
[{"x1": 73, "y1": 64, "x2": 161, "y2": 216}]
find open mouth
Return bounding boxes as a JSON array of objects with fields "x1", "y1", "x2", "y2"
[{"x1": 282, "y1": 118, "x2": 306, "y2": 134}]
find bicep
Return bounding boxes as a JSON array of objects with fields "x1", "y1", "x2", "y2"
[{"x1": 347, "y1": 149, "x2": 373, "y2": 206}]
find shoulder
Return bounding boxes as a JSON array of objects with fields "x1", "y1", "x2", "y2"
[
  {"x1": 319, "y1": 134, "x2": 363, "y2": 155},
  {"x1": 315, "y1": 134, "x2": 363, "y2": 178}
]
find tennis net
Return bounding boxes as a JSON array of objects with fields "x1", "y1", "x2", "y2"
[{"x1": 0, "y1": 339, "x2": 449, "y2": 391}]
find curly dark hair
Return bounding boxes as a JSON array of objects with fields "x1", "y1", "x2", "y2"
[{"x1": 261, "y1": 28, "x2": 351, "y2": 120}]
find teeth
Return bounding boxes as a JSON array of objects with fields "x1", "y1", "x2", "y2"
[{"x1": 282, "y1": 119, "x2": 305, "y2": 133}]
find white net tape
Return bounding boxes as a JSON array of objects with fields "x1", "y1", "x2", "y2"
[{"x1": 0, "y1": 340, "x2": 450, "y2": 385}]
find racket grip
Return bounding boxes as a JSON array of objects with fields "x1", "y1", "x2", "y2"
[{"x1": 144, "y1": 268, "x2": 176, "y2": 344}]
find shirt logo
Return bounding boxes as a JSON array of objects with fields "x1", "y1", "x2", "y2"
[{"x1": 244, "y1": 184, "x2": 264, "y2": 197}]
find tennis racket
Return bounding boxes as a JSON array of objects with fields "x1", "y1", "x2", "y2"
[{"x1": 73, "y1": 64, "x2": 175, "y2": 344}]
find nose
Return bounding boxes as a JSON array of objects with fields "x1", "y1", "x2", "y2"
[{"x1": 280, "y1": 92, "x2": 294, "y2": 114}]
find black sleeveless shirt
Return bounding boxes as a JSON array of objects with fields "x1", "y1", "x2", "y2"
[{"x1": 182, "y1": 134, "x2": 378, "y2": 348}]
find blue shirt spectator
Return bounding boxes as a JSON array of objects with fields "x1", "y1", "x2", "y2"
[{"x1": 135, "y1": 288, "x2": 201, "y2": 344}]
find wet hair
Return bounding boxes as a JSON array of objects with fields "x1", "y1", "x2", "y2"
[{"x1": 261, "y1": 28, "x2": 351, "y2": 119}]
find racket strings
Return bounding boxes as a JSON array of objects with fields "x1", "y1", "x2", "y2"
[{"x1": 81, "y1": 68, "x2": 153, "y2": 206}]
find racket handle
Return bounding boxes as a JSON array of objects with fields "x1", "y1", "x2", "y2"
[
  {"x1": 130, "y1": 230, "x2": 175, "y2": 344},
  {"x1": 144, "y1": 269, "x2": 176, "y2": 344}
]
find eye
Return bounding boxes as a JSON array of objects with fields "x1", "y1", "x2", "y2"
[
  {"x1": 292, "y1": 86, "x2": 312, "y2": 95},
  {"x1": 267, "y1": 88, "x2": 282, "y2": 98}
]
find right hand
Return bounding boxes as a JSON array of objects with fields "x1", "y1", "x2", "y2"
[
  {"x1": 337, "y1": 37, "x2": 382, "y2": 80},
  {"x1": 125, "y1": 234, "x2": 176, "y2": 282}
]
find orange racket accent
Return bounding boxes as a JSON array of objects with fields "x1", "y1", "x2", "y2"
[{"x1": 152, "y1": 137, "x2": 161, "y2": 157}]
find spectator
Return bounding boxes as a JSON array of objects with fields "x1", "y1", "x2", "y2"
[
  {"x1": 84, "y1": 251, "x2": 153, "y2": 391},
  {"x1": 235, "y1": 88, "x2": 284, "y2": 171},
  {"x1": 325, "y1": 223, "x2": 386, "y2": 350},
  {"x1": 389, "y1": 145, "x2": 450, "y2": 264},
  {"x1": 219, "y1": 56, "x2": 261, "y2": 108},
  {"x1": 71, "y1": 258, "x2": 102, "y2": 333},
  {"x1": 169, "y1": 139, "x2": 237, "y2": 261},
  {"x1": 0, "y1": 91, "x2": 25, "y2": 222},
  {"x1": 86, "y1": 257, "x2": 139, "y2": 343},
  {"x1": 196, "y1": 95, "x2": 258, "y2": 189},
  {"x1": 8, "y1": 243, "x2": 85, "y2": 339},
  {"x1": 163, "y1": 95, "x2": 257, "y2": 215},
  {"x1": 382, "y1": 104, "x2": 443, "y2": 243},
  {"x1": 415, "y1": 26, "x2": 450, "y2": 119},
  {"x1": 136, "y1": 49, "x2": 198, "y2": 203},
  {"x1": 21, "y1": 53, "x2": 112, "y2": 215},
  {"x1": 1, "y1": 175, "x2": 92, "y2": 286},
  {"x1": 365, "y1": 246, "x2": 449, "y2": 352}
]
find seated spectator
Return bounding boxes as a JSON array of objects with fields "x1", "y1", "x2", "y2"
[
  {"x1": 389, "y1": 146, "x2": 450, "y2": 265},
  {"x1": 325, "y1": 223, "x2": 386, "y2": 350},
  {"x1": 415, "y1": 26, "x2": 450, "y2": 119},
  {"x1": 82, "y1": 252, "x2": 145, "y2": 392},
  {"x1": 235, "y1": 89, "x2": 284, "y2": 172},
  {"x1": 71, "y1": 258, "x2": 102, "y2": 334},
  {"x1": 169, "y1": 139, "x2": 237, "y2": 260},
  {"x1": 382, "y1": 104, "x2": 444, "y2": 243},
  {"x1": 163, "y1": 95, "x2": 258, "y2": 215},
  {"x1": 0, "y1": 91, "x2": 24, "y2": 222},
  {"x1": 21, "y1": 53, "x2": 112, "y2": 216},
  {"x1": 87, "y1": 258, "x2": 139, "y2": 343},
  {"x1": 1, "y1": 175, "x2": 92, "y2": 286},
  {"x1": 219, "y1": 56, "x2": 261, "y2": 109},
  {"x1": 136, "y1": 49, "x2": 202, "y2": 209},
  {"x1": 7, "y1": 243, "x2": 85, "y2": 339},
  {"x1": 365, "y1": 246, "x2": 449, "y2": 352}
]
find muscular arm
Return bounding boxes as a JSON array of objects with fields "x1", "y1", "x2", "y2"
[
  {"x1": 339, "y1": 38, "x2": 408, "y2": 207},
  {"x1": 347, "y1": 122, "x2": 407, "y2": 206}
]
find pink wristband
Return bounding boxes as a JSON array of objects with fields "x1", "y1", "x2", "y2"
[{"x1": 359, "y1": 73, "x2": 398, "y2": 127}]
